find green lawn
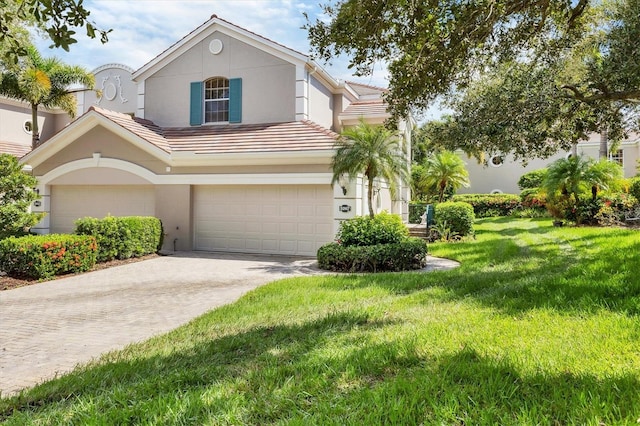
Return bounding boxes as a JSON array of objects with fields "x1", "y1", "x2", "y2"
[{"x1": 2, "y1": 218, "x2": 640, "y2": 425}]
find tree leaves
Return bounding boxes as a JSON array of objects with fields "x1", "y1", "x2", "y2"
[{"x1": 1, "y1": 0, "x2": 111, "y2": 63}]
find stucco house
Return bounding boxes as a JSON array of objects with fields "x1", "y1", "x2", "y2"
[
  {"x1": 459, "y1": 133, "x2": 640, "y2": 194},
  {"x1": 20, "y1": 15, "x2": 412, "y2": 256},
  {"x1": 0, "y1": 96, "x2": 70, "y2": 158}
]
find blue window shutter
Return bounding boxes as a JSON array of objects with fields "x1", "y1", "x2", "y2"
[
  {"x1": 229, "y1": 78, "x2": 242, "y2": 123},
  {"x1": 190, "y1": 81, "x2": 203, "y2": 126}
]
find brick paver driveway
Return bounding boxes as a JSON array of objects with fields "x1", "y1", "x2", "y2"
[{"x1": 0, "y1": 251, "x2": 324, "y2": 396}]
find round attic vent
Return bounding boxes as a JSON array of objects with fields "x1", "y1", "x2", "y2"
[{"x1": 209, "y1": 39, "x2": 223, "y2": 55}]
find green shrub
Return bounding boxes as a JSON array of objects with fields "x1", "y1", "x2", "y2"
[
  {"x1": 337, "y1": 212, "x2": 408, "y2": 246},
  {"x1": 0, "y1": 234, "x2": 97, "y2": 279},
  {"x1": 317, "y1": 238, "x2": 428, "y2": 272},
  {"x1": 630, "y1": 177, "x2": 640, "y2": 202},
  {"x1": 451, "y1": 194, "x2": 520, "y2": 217},
  {"x1": 518, "y1": 168, "x2": 547, "y2": 190},
  {"x1": 75, "y1": 216, "x2": 162, "y2": 262},
  {"x1": 434, "y1": 201, "x2": 475, "y2": 237},
  {"x1": 408, "y1": 202, "x2": 426, "y2": 224}
]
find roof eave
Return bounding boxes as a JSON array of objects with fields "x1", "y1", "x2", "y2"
[
  {"x1": 169, "y1": 149, "x2": 334, "y2": 167},
  {"x1": 20, "y1": 111, "x2": 172, "y2": 168},
  {"x1": 133, "y1": 17, "x2": 309, "y2": 82}
]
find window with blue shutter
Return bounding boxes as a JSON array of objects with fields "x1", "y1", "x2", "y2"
[{"x1": 191, "y1": 77, "x2": 242, "y2": 125}]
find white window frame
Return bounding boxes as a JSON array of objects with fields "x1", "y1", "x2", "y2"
[
  {"x1": 204, "y1": 77, "x2": 229, "y2": 123},
  {"x1": 609, "y1": 149, "x2": 623, "y2": 167}
]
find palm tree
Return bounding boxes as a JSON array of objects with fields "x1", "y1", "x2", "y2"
[
  {"x1": 420, "y1": 150, "x2": 470, "y2": 202},
  {"x1": 332, "y1": 120, "x2": 409, "y2": 218},
  {"x1": 543, "y1": 155, "x2": 622, "y2": 203},
  {"x1": 0, "y1": 45, "x2": 95, "y2": 150}
]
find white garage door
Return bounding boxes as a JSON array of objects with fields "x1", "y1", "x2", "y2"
[
  {"x1": 194, "y1": 185, "x2": 333, "y2": 256},
  {"x1": 50, "y1": 185, "x2": 156, "y2": 234}
]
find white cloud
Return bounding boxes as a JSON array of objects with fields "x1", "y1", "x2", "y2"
[{"x1": 32, "y1": 0, "x2": 389, "y2": 87}]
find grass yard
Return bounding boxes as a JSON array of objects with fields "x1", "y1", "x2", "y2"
[{"x1": 2, "y1": 218, "x2": 640, "y2": 424}]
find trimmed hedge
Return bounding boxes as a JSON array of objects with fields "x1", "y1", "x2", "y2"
[
  {"x1": 0, "y1": 234, "x2": 97, "y2": 279},
  {"x1": 518, "y1": 168, "x2": 547, "y2": 190},
  {"x1": 75, "y1": 216, "x2": 163, "y2": 262},
  {"x1": 317, "y1": 238, "x2": 428, "y2": 272},
  {"x1": 434, "y1": 201, "x2": 475, "y2": 237},
  {"x1": 336, "y1": 211, "x2": 408, "y2": 246},
  {"x1": 452, "y1": 194, "x2": 521, "y2": 217}
]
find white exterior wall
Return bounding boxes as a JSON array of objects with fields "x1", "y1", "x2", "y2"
[
  {"x1": 81, "y1": 65, "x2": 137, "y2": 115},
  {"x1": 462, "y1": 140, "x2": 640, "y2": 194}
]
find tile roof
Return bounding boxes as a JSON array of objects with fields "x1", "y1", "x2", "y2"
[
  {"x1": 88, "y1": 107, "x2": 338, "y2": 155},
  {"x1": 164, "y1": 120, "x2": 338, "y2": 154},
  {"x1": 340, "y1": 99, "x2": 389, "y2": 118},
  {"x1": 89, "y1": 106, "x2": 171, "y2": 153},
  {"x1": 0, "y1": 141, "x2": 31, "y2": 158},
  {"x1": 346, "y1": 81, "x2": 388, "y2": 95}
]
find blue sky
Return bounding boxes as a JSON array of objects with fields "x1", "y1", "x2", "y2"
[{"x1": 32, "y1": 0, "x2": 390, "y2": 88}]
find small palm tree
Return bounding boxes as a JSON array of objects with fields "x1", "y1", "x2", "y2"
[
  {"x1": 332, "y1": 120, "x2": 409, "y2": 218},
  {"x1": 543, "y1": 155, "x2": 622, "y2": 203},
  {"x1": 0, "y1": 45, "x2": 95, "y2": 150},
  {"x1": 420, "y1": 150, "x2": 470, "y2": 202}
]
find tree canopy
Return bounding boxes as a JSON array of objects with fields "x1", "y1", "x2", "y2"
[
  {"x1": 0, "y1": 0, "x2": 110, "y2": 63},
  {"x1": 306, "y1": 0, "x2": 640, "y2": 136},
  {"x1": 0, "y1": 45, "x2": 95, "y2": 149}
]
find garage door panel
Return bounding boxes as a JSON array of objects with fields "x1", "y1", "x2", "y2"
[{"x1": 194, "y1": 185, "x2": 333, "y2": 255}]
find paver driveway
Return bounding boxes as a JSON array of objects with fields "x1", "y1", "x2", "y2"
[{"x1": 0, "y1": 251, "x2": 325, "y2": 396}]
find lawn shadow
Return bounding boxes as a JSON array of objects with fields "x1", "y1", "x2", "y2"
[
  {"x1": 322, "y1": 218, "x2": 640, "y2": 316},
  {"x1": 2, "y1": 318, "x2": 639, "y2": 424},
  {"x1": 0, "y1": 311, "x2": 397, "y2": 423}
]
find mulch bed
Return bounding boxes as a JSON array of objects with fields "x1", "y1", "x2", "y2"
[{"x1": 0, "y1": 254, "x2": 160, "y2": 291}]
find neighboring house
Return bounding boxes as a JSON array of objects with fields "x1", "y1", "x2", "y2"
[
  {"x1": 0, "y1": 96, "x2": 70, "y2": 158},
  {"x1": 20, "y1": 15, "x2": 412, "y2": 256},
  {"x1": 459, "y1": 133, "x2": 640, "y2": 194}
]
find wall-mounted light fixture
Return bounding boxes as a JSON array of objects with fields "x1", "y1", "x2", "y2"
[{"x1": 337, "y1": 174, "x2": 348, "y2": 195}]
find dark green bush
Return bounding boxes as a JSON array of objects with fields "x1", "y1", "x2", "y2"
[
  {"x1": 434, "y1": 201, "x2": 475, "y2": 237},
  {"x1": 630, "y1": 177, "x2": 640, "y2": 202},
  {"x1": 0, "y1": 234, "x2": 97, "y2": 279},
  {"x1": 75, "y1": 216, "x2": 162, "y2": 262},
  {"x1": 317, "y1": 238, "x2": 428, "y2": 272},
  {"x1": 518, "y1": 168, "x2": 547, "y2": 190},
  {"x1": 451, "y1": 194, "x2": 520, "y2": 217},
  {"x1": 337, "y1": 212, "x2": 408, "y2": 246}
]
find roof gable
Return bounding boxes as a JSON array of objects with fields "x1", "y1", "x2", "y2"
[{"x1": 132, "y1": 15, "x2": 309, "y2": 82}]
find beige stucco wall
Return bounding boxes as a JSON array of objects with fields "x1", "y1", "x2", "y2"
[
  {"x1": 308, "y1": 75, "x2": 334, "y2": 130},
  {"x1": 156, "y1": 185, "x2": 192, "y2": 251},
  {"x1": 143, "y1": 31, "x2": 296, "y2": 127},
  {"x1": 32, "y1": 126, "x2": 169, "y2": 176},
  {"x1": 0, "y1": 100, "x2": 69, "y2": 147}
]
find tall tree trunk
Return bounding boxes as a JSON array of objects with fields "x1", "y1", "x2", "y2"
[
  {"x1": 367, "y1": 175, "x2": 375, "y2": 218},
  {"x1": 571, "y1": 142, "x2": 578, "y2": 157},
  {"x1": 599, "y1": 127, "x2": 608, "y2": 160},
  {"x1": 31, "y1": 104, "x2": 40, "y2": 150}
]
